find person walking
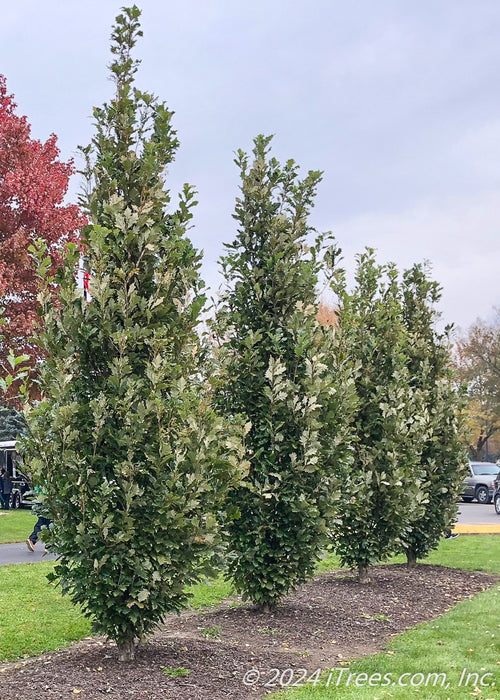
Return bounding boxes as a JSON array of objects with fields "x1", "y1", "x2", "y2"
[
  {"x1": 26, "y1": 484, "x2": 52, "y2": 551},
  {"x1": 27, "y1": 514, "x2": 52, "y2": 551},
  {"x1": 0, "y1": 468, "x2": 12, "y2": 509}
]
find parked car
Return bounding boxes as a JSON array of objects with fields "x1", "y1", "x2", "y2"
[
  {"x1": 461, "y1": 461, "x2": 500, "y2": 504},
  {"x1": 0, "y1": 440, "x2": 34, "y2": 508},
  {"x1": 493, "y1": 472, "x2": 500, "y2": 515}
]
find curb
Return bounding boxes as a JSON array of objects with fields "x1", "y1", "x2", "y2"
[{"x1": 454, "y1": 524, "x2": 500, "y2": 534}]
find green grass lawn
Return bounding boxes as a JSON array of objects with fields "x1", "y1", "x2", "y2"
[
  {"x1": 0, "y1": 535, "x2": 498, "y2": 684},
  {"x1": 0, "y1": 561, "x2": 90, "y2": 660},
  {"x1": 317, "y1": 533, "x2": 500, "y2": 575},
  {"x1": 272, "y1": 536, "x2": 500, "y2": 699},
  {"x1": 0, "y1": 509, "x2": 36, "y2": 543},
  {"x1": 0, "y1": 562, "x2": 233, "y2": 661},
  {"x1": 274, "y1": 584, "x2": 500, "y2": 700}
]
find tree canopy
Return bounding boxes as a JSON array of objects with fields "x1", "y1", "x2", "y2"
[
  {"x1": 0, "y1": 76, "x2": 85, "y2": 388},
  {"x1": 330, "y1": 250, "x2": 423, "y2": 581},
  {"x1": 212, "y1": 135, "x2": 353, "y2": 608},
  {"x1": 400, "y1": 263, "x2": 467, "y2": 564},
  {"x1": 23, "y1": 5, "x2": 245, "y2": 661},
  {"x1": 455, "y1": 309, "x2": 500, "y2": 460}
]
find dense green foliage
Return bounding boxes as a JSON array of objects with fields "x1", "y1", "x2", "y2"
[
  {"x1": 330, "y1": 250, "x2": 423, "y2": 580},
  {"x1": 22, "y1": 6, "x2": 245, "y2": 660},
  {"x1": 0, "y1": 403, "x2": 26, "y2": 440},
  {"x1": 212, "y1": 135, "x2": 353, "y2": 608},
  {"x1": 400, "y1": 264, "x2": 468, "y2": 564},
  {"x1": 3, "y1": 5, "x2": 469, "y2": 648}
]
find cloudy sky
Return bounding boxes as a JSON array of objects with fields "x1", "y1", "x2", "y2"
[{"x1": 2, "y1": 0, "x2": 499, "y2": 331}]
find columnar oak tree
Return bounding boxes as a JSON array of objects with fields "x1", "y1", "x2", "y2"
[
  {"x1": 400, "y1": 264, "x2": 467, "y2": 566},
  {"x1": 23, "y1": 6, "x2": 246, "y2": 660},
  {"x1": 212, "y1": 135, "x2": 353, "y2": 609},
  {"x1": 0, "y1": 75, "x2": 84, "y2": 384},
  {"x1": 330, "y1": 250, "x2": 423, "y2": 582}
]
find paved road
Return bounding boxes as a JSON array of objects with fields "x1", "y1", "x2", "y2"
[
  {"x1": 0, "y1": 502, "x2": 498, "y2": 566},
  {"x1": 457, "y1": 501, "x2": 499, "y2": 526},
  {"x1": 0, "y1": 541, "x2": 56, "y2": 565}
]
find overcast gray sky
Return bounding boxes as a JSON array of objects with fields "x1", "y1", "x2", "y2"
[{"x1": 2, "y1": 0, "x2": 499, "y2": 331}]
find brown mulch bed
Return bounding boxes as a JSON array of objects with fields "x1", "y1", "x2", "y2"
[{"x1": 0, "y1": 564, "x2": 496, "y2": 700}]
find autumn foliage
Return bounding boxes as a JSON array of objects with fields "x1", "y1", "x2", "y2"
[
  {"x1": 316, "y1": 301, "x2": 337, "y2": 327},
  {"x1": 455, "y1": 309, "x2": 500, "y2": 459},
  {"x1": 0, "y1": 75, "x2": 85, "y2": 383}
]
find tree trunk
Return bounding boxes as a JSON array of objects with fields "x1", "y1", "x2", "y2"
[
  {"x1": 257, "y1": 603, "x2": 275, "y2": 614},
  {"x1": 357, "y1": 564, "x2": 370, "y2": 583},
  {"x1": 118, "y1": 639, "x2": 135, "y2": 662},
  {"x1": 471, "y1": 428, "x2": 493, "y2": 461},
  {"x1": 406, "y1": 548, "x2": 417, "y2": 568}
]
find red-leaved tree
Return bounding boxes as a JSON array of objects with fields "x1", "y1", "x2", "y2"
[{"x1": 0, "y1": 75, "x2": 85, "y2": 391}]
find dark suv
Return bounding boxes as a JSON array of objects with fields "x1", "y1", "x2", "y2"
[{"x1": 493, "y1": 472, "x2": 500, "y2": 515}]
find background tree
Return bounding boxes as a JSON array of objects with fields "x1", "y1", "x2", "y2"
[
  {"x1": 0, "y1": 75, "x2": 85, "y2": 389},
  {"x1": 455, "y1": 309, "x2": 500, "y2": 460},
  {"x1": 400, "y1": 264, "x2": 468, "y2": 566},
  {"x1": 0, "y1": 403, "x2": 26, "y2": 441},
  {"x1": 0, "y1": 309, "x2": 29, "y2": 416},
  {"x1": 316, "y1": 301, "x2": 337, "y2": 327},
  {"x1": 330, "y1": 250, "x2": 423, "y2": 582},
  {"x1": 23, "y1": 6, "x2": 245, "y2": 661},
  {"x1": 212, "y1": 135, "x2": 353, "y2": 609}
]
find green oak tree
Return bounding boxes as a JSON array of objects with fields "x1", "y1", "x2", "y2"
[
  {"x1": 212, "y1": 135, "x2": 353, "y2": 609},
  {"x1": 330, "y1": 250, "x2": 423, "y2": 582},
  {"x1": 22, "y1": 6, "x2": 246, "y2": 661},
  {"x1": 400, "y1": 264, "x2": 468, "y2": 565}
]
